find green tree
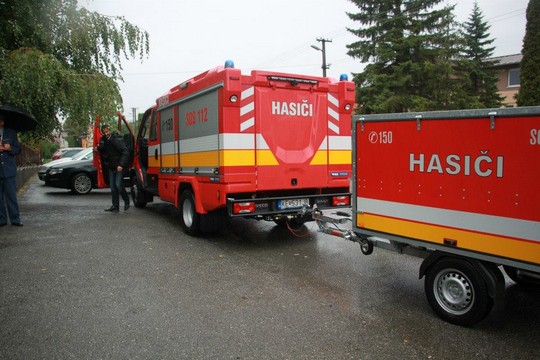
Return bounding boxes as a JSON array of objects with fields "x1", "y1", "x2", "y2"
[
  {"x1": 346, "y1": 0, "x2": 468, "y2": 113},
  {"x1": 459, "y1": 2, "x2": 502, "y2": 108},
  {"x1": 516, "y1": 0, "x2": 540, "y2": 106},
  {"x1": 0, "y1": 0, "x2": 149, "y2": 144}
]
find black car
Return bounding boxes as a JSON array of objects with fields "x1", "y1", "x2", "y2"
[{"x1": 42, "y1": 155, "x2": 98, "y2": 195}]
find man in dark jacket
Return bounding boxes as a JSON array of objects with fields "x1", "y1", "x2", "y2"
[
  {"x1": 97, "y1": 124, "x2": 130, "y2": 212},
  {"x1": 0, "y1": 114, "x2": 23, "y2": 226}
]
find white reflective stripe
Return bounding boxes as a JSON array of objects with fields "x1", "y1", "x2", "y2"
[
  {"x1": 357, "y1": 197, "x2": 540, "y2": 242},
  {"x1": 328, "y1": 93, "x2": 338, "y2": 107},
  {"x1": 328, "y1": 121, "x2": 340, "y2": 134},
  {"x1": 180, "y1": 135, "x2": 218, "y2": 153},
  {"x1": 242, "y1": 86, "x2": 254, "y2": 100},
  {"x1": 241, "y1": 102, "x2": 254, "y2": 116},
  {"x1": 240, "y1": 117, "x2": 254, "y2": 132},
  {"x1": 317, "y1": 136, "x2": 328, "y2": 150},
  {"x1": 256, "y1": 134, "x2": 270, "y2": 150},
  {"x1": 161, "y1": 141, "x2": 175, "y2": 155},
  {"x1": 329, "y1": 136, "x2": 351, "y2": 150},
  {"x1": 219, "y1": 133, "x2": 255, "y2": 149},
  {"x1": 328, "y1": 107, "x2": 339, "y2": 121},
  {"x1": 149, "y1": 144, "x2": 159, "y2": 154}
]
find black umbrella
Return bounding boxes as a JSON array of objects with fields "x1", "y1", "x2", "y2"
[{"x1": 0, "y1": 103, "x2": 38, "y2": 132}]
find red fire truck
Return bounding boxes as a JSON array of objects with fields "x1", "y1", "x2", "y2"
[
  {"x1": 129, "y1": 62, "x2": 355, "y2": 235},
  {"x1": 315, "y1": 106, "x2": 540, "y2": 326}
]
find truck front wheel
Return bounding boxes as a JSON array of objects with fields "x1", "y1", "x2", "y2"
[
  {"x1": 131, "y1": 178, "x2": 147, "y2": 208},
  {"x1": 180, "y1": 190, "x2": 201, "y2": 236},
  {"x1": 425, "y1": 258, "x2": 493, "y2": 326}
]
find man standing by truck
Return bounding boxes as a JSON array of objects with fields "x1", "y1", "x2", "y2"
[{"x1": 97, "y1": 124, "x2": 130, "y2": 212}]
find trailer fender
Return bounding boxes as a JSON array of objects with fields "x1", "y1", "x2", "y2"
[{"x1": 419, "y1": 251, "x2": 505, "y2": 301}]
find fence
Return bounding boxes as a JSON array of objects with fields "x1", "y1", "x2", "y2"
[
  {"x1": 15, "y1": 144, "x2": 40, "y2": 191},
  {"x1": 17, "y1": 143, "x2": 41, "y2": 166}
]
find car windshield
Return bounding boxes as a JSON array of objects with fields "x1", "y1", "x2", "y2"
[
  {"x1": 71, "y1": 148, "x2": 93, "y2": 160},
  {"x1": 62, "y1": 149, "x2": 84, "y2": 158}
]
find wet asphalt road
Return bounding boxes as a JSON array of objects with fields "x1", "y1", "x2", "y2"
[{"x1": 0, "y1": 176, "x2": 539, "y2": 360}]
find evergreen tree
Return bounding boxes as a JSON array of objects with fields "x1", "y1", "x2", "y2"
[
  {"x1": 346, "y1": 0, "x2": 468, "y2": 113},
  {"x1": 0, "y1": 0, "x2": 149, "y2": 143},
  {"x1": 516, "y1": 0, "x2": 540, "y2": 106},
  {"x1": 460, "y1": 2, "x2": 502, "y2": 108}
]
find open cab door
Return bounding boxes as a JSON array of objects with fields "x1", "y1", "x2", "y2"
[{"x1": 93, "y1": 112, "x2": 136, "y2": 189}]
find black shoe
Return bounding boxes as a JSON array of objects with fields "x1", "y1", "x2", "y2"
[
  {"x1": 0, "y1": 223, "x2": 7, "y2": 227},
  {"x1": 124, "y1": 202, "x2": 130, "y2": 211},
  {"x1": 105, "y1": 206, "x2": 119, "y2": 212},
  {"x1": 12, "y1": 223, "x2": 23, "y2": 226}
]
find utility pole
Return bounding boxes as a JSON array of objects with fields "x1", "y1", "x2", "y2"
[{"x1": 311, "y1": 37, "x2": 332, "y2": 77}]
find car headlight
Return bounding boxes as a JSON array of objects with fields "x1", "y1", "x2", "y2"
[
  {"x1": 49, "y1": 168, "x2": 64, "y2": 175},
  {"x1": 39, "y1": 165, "x2": 47, "y2": 172}
]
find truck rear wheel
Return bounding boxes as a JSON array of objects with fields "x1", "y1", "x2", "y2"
[
  {"x1": 180, "y1": 190, "x2": 201, "y2": 236},
  {"x1": 424, "y1": 258, "x2": 493, "y2": 326}
]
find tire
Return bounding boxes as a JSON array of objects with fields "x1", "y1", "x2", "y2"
[
  {"x1": 179, "y1": 190, "x2": 201, "y2": 236},
  {"x1": 130, "y1": 178, "x2": 148, "y2": 208},
  {"x1": 424, "y1": 258, "x2": 493, "y2": 326},
  {"x1": 71, "y1": 173, "x2": 93, "y2": 195}
]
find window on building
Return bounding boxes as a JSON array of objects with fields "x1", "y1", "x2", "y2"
[{"x1": 508, "y1": 68, "x2": 520, "y2": 87}]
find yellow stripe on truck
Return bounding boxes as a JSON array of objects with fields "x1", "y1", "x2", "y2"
[
  {"x1": 219, "y1": 150, "x2": 255, "y2": 166},
  {"x1": 152, "y1": 149, "x2": 351, "y2": 168},
  {"x1": 256, "y1": 150, "x2": 279, "y2": 166},
  {"x1": 180, "y1": 151, "x2": 219, "y2": 167},
  {"x1": 329, "y1": 150, "x2": 351, "y2": 165},
  {"x1": 161, "y1": 154, "x2": 178, "y2": 167},
  {"x1": 310, "y1": 150, "x2": 352, "y2": 165},
  {"x1": 357, "y1": 213, "x2": 540, "y2": 264}
]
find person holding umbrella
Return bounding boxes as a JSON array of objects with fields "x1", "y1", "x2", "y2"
[{"x1": 0, "y1": 113, "x2": 23, "y2": 226}]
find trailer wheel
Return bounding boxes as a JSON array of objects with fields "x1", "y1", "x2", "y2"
[
  {"x1": 180, "y1": 190, "x2": 201, "y2": 236},
  {"x1": 359, "y1": 239, "x2": 373, "y2": 255},
  {"x1": 71, "y1": 173, "x2": 93, "y2": 195},
  {"x1": 130, "y1": 178, "x2": 147, "y2": 208},
  {"x1": 425, "y1": 258, "x2": 492, "y2": 326}
]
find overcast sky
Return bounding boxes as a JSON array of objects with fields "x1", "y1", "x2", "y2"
[{"x1": 81, "y1": 0, "x2": 529, "y2": 120}]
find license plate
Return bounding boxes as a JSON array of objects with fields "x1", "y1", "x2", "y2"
[{"x1": 277, "y1": 198, "x2": 310, "y2": 210}]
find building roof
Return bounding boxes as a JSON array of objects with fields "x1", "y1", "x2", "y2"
[{"x1": 488, "y1": 54, "x2": 523, "y2": 66}]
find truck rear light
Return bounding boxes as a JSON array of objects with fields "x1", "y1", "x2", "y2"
[
  {"x1": 332, "y1": 195, "x2": 350, "y2": 206},
  {"x1": 233, "y1": 202, "x2": 255, "y2": 214}
]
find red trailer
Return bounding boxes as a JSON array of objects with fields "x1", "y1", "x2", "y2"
[{"x1": 315, "y1": 106, "x2": 540, "y2": 326}]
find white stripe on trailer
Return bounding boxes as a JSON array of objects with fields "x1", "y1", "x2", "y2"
[{"x1": 357, "y1": 197, "x2": 540, "y2": 242}]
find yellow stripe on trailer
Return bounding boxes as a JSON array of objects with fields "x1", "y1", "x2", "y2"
[{"x1": 356, "y1": 213, "x2": 540, "y2": 265}]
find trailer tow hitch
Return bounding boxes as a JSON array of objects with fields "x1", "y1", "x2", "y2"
[{"x1": 309, "y1": 206, "x2": 374, "y2": 255}]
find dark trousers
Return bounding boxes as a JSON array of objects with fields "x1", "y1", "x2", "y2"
[
  {"x1": 0, "y1": 176, "x2": 21, "y2": 224},
  {"x1": 109, "y1": 170, "x2": 129, "y2": 209}
]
